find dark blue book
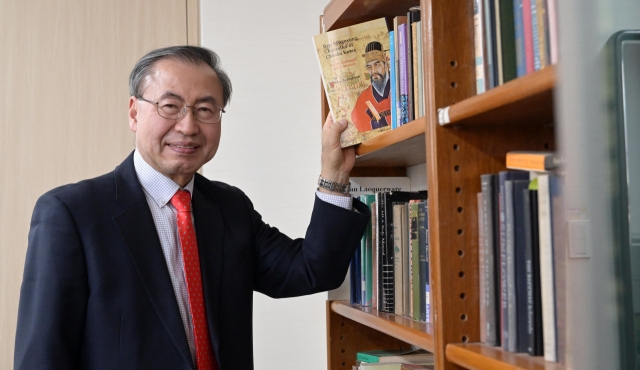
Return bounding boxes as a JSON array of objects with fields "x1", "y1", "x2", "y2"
[
  {"x1": 350, "y1": 245, "x2": 361, "y2": 305},
  {"x1": 513, "y1": 0, "x2": 527, "y2": 76},
  {"x1": 513, "y1": 179, "x2": 530, "y2": 353}
]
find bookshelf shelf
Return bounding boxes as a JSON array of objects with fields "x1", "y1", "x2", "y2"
[
  {"x1": 354, "y1": 117, "x2": 426, "y2": 168},
  {"x1": 331, "y1": 300, "x2": 435, "y2": 352},
  {"x1": 438, "y1": 66, "x2": 556, "y2": 127},
  {"x1": 446, "y1": 343, "x2": 565, "y2": 370},
  {"x1": 323, "y1": 0, "x2": 420, "y2": 31}
]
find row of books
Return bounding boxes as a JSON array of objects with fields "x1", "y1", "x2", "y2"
[
  {"x1": 477, "y1": 151, "x2": 562, "y2": 363},
  {"x1": 350, "y1": 191, "x2": 431, "y2": 323},
  {"x1": 354, "y1": 348, "x2": 434, "y2": 370},
  {"x1": 313, "y1": 8, "x2": 426, "y2": 148},
  {"x1": 474, "y1": 0, "x2": 558, "y2": 93}
]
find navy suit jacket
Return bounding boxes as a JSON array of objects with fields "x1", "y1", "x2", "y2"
[{"x1": 15, "y1": 152, "x2": 369, "y2": 370}]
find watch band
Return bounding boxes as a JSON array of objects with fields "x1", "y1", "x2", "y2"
[{"x1": 317, "y1": 176, "x2": 351, "y2": 194}]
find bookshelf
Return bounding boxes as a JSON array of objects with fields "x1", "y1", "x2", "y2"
[{"x1": 321, "y1": 0, "x2": 561, "y2": 369}]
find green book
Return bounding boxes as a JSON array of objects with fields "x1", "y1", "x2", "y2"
[
  {"x1": 360, "y1": 194, "x2": 376, "y2": 306},
  {"x1": 357, "y1": 348, "x2": 434, "y2": 364}
]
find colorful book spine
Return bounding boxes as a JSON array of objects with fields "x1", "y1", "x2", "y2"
[
  {"x1": 410, "y1": 201, "x2": 421, "y2": 320},
  {"x1": 372, "y1": 201, "x2": 378, "y2": 310},
  {"x1": 393, "y1": 204, "x2": 405, "y2": 316},
  {"x1": 398, "y1": 24, "x2": 410, "y2": 125},
  {"x1": 530, "y1": 0, "x2": 541, "y2": 70},
  {"x1": 513, "y1": 0, "x2": 527, "y2": 77},
  {"x1": 536, "y1": 0, "x2": 549, "y2": 69},
  {"x1": 474, "y1": 0, "x2": 486, "y2": 93},
  {"x1": 416, "y1": 21, "x2": 424, "y2": 118},
  {"x1": 389, "y1": 31, "x2": 398, "y2": 129},
  {"x1": 418, "y1": 201, "x2": 429, "y2": 322},
  {"x1": 361, "y1": 194, "x2": 376, "y2": 306},
  {"x1": 522, "y1": 0, "x2": 535, "y2": 73}
]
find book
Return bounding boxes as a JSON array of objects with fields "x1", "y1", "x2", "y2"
[
  {"x1": 480, "y1": 174, "x2": 500, "y2": 345},
  {"x1": 536, "y1": 174, "x2": 557, "y2": 362},
  {"x1": 361, "y1": 194, "x2": 377, "y2": 306},
  {"x1": 397, "y1": 23, "x2": 410, "y2": 126},
  {"x1": 498, "y1": 0, "x2": 517, "y2": 83},
  {"x1": 372, "y1": 201, "x2": 378, "y2": 310},
  {"x1": 513, "y1": 179, "x2": 530, "y2": 353},
  {"x1": 474, "y1": 0, "x2": 487, "y2": 94},
  {"x1": 478, "y1": 192, "x2": 487, "y2": 342},
  {"x1": 360, "y1": 364, "x2": 430, "y2": 370},
  {"x1": 357, "y1": 348, "x2": 434, "y2": 364},
  {"x1": 506, "y1": 151, "x2": 559, "y2": 172},
  {"x1": 389, "y1": 31, "x2": 397, "y2": 130},
  {"x1": 392, "y1": 16, "x2": 407, "y2": 127},
  {"x1": 513, "y1": 0, "x2": 527, "y2": 77},
  {"x1": 394, "y1": 204, "x2": 407, "y2": 315},
  {"x1": 313, "y1": 18, "x2": 392, "y2": 147},
  {"x1": 524, "y1": 186, "x2": 544, "y2": 356},
  {"x1": 530, "y1": 0, "x2": 541, "y2": 70},
  {"x1": 483, "y1": 0, "x2": 497, "y2": 88},
  {"x1": 350, "y1": 243, "x2": 361, "y2": 305},
  {"x1": 412, "y1": 21, "x2": 419, "y2": 119},
  {"x1": 522, "y1": 0, "x2": 535, "y2": 73},
  {"x1": 409, "y1": 201, "x2": 421, "y2": 320},
  {"x1": 417, "y1": 201, "x2": 429, "y2": 322},
  {"x1": 401, "y1": 365, "x2": 434, "y2": 370},
  {"x1": 504, "y1": 179, "x2": 517, "y2": 352},
  {"x1": 493, "y1": 0, "x2": 504, "y2": 85},
  {"x1": 416, "y1": 21, "x2": 424, "y2": 118},
  {"x1": 406, "y1": 7, "x2": 420, "y2": 122},
  {"x1": 535, "y1": 0, "x2": 549, "y2": 69}
]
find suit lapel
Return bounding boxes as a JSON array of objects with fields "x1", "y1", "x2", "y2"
[
  {"x1": 191, "y1": 183, "x2": 225, "y2": 359},
  {"x1": 111, "y1": 153, "x2": 195, "y2": 369}
]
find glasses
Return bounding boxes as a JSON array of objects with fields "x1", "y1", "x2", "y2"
[{"x1": 137, "y1": 96, "x2": 225, "y2": 124}]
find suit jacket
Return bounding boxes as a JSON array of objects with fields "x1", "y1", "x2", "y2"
[{"x1": 15, "y1": 152, "x2": 369, "y2": 370}]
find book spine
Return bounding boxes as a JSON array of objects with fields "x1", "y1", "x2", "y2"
[
  {"x1": 514, "y1": 180, "x2": 530, "y2": 353},
  {"x1": 410, "y1": 202, "x2": 421, "y2": 320},
  {"x1": 530, "y1": 0, "x2": 540, "y2": 70},
  {"x1": 416, "y1": 21, "x2": 424, "y2": 118},
  {"x1": 389, "y1": 31, "x2": 398, "y2": 130},
  {"x1": 478, "y1": 192, "x2": 487, "y2": 343},
  {"x1": 377, "y1": 193, "x2": 385, "y2": 310},
  {"x1": 499, "y1": 174, "x2": 509, "y2": 350},
  {"x1": 393, "y1": 205, "x2": 404, "y2": 316},
  {"x1": 359, "y1": 197, "x2": 367, "y2": 305},
  {"x1": 483, "y1": 0, "x2": 496, "y2": 88},
  {"x1": 350, "y1": 247, "x2": 358, "y2": 305},
  {"x1": 474, "y1": 0, "x2": 486, "y2": 94},
  {"x1": 363, "y1": 195, "x2": 375, "y2": 306},
  {"x1": 550, "y1": 174, "x2": 565, "y2": 363},
  {"x1": 372, "y1": 201, "x2": 378, "y2": 310},
  {"x1": 493, "y1": 0, "x2": 504, "y2": 85},
  {"x1": 382, "y1": 194, "x2": 395, "y2": 313},
  {"x1": 401, "y1": 205, "x2": 410, "y2": 316},
  {"x1": 505, "y1": 180, "x2": 517, "y2": 352},
  {"x1": 480, "y1": 174, "x2": 499, "y2": 345},
  {"x1": 537, "y1": 174, "x2": 557, "y2": 362},
  {"x1": 523, "y1": 187, "x2": 537, "y2": 355},
  {"x1": 418, "y1": 201, "x2": 428, "y2": 322},
  {"x1": 536, "y1": 0, "x2": 548, "y2": 69},
  {"x1": 547, "y1": 0, "x2": 558, "y2": 64},
  {"x1": 412, "y1": 22, "x2": 419, "y2": 119},
  {"x1": 513, "y1": 0, "x2": 526, "y2": 77},
  {"x1": 522, "y1": 0, "x2": 535, "y2": 73},
  {"x1": 406, "y1": 15, "x2": 414, "y2": 122},
  {"x1": 398, "y1": 24, "x2": 410, "y2": 126},
  {"x1": 499, "y1": 0, "x2": 517, "y2": 83},
  {"x1": 530, "y1": 190, "x2": 544, "y2": 356}
]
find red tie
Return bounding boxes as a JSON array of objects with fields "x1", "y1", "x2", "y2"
[{"x1": 171, "y1": 190, "x2": 218, "y2": 370}]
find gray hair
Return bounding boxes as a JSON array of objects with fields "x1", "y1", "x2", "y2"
[{"x1": 129, "y1": 45, "x2": 232, "y2": 107}]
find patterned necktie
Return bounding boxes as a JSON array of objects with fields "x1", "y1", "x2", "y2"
[{"x1": 170, "y1": 190, "x2": 218, "y2": 370}]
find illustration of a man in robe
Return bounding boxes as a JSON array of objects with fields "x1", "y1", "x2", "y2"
[{"x1": 351, "y1": 41, "x2": 391, "y2": 132}]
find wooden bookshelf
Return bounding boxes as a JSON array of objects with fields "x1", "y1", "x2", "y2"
[
  {"x1": 438, "y1": 66, "x2": 556, "y2": 127},
  {"x1": 320, "y1": 0, "x2": 560, "y2": 368},
  {"x1": 446, "y1": 344, "x2": 565, "y2": 370}
]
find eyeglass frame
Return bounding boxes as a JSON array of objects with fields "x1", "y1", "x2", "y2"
[{"x1": 136, "y1": 96, "x2": 225, "y2": 124}]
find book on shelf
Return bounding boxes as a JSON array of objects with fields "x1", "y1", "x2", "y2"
[
  {"x1": 357, "y1": 348, "x2": 434, "y2": 364},
  {"x1": 480, "y1": 174, "x2": 501, "y2": 346},
  {"x1": 393, "y1": 204, "x2": 408, "y2": 316},
  {"x1": 506, "y1": 151, "x2": 559, "y2": 172},
  {"x1": 474, "y1": 0, "x2": 487, "y2": 94},
  {"x1": 358, "y1": 364, "x2": 433, "y2": 370},
  {"x1": 417, "y1": 201, "x2": 430, "y2": 322},
  {"x1": 313, "y1": 18, "x2": 392, "y2": 147},
  {"x1": 391, "y1": 16, "x2": 406, "y2": 128},
  {"x1": 498, "y1": 0, "x2": 517, "y2": 83},
  {"x1": 513, "y1": 179, "x2": 531, "y2": 353},
  {"x1": 523, "y1": 184, "x2": 544, "y2": 356},
  {"x1": 389, "y1": 30, "x2": 398, "y2": 130}
]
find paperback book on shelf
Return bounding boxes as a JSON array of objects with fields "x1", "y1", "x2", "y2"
[{"x1": 313, "y1": 18, "x2": 392, "y2": 147}]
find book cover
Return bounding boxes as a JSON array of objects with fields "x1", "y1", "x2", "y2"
[
  {"x1": 506, "y1": 151, "x2": 559, "y2": 172},
  {"x1": 313, "y1": 18, "x2": 392, "y2": 147},
  {"x1": 417, "y1": 201, "x2": 429, "y2": 322},
  {"x1": 498, "y1": 0, "x2": 518, "y2": 83},
  {"x1": 474, "y1": 0, "x2": 487, "y2": 94},
  {"x1": 389, "y1": 31, "x2": 398, "y2": 130},
  {"x1": 513, "y1": 0, "x2": 527, "y2": 77},
  {"x1": 480, "y1": 174, "x2": 500, "y2": 345},
  {"x1": 357, "y1": 348, "x2": 434, "y2": 364},
  {"x1": 537, "y1": 174, "x2": 557, "y2": 362},
  {"x1": 397, "y1": 23, "x2": 410, "y2": 125},
  {"x1": 513, "y1": 179, "x2": 530, "y2": 353}
]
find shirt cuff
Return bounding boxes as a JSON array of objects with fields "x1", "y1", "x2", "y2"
[{"x1": 315, "y1": 189, "x2": 353, "y2": 210}]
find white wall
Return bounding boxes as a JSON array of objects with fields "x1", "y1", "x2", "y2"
[{"x1": 200, "y1": 1, "x2": 330, "y2": 369}]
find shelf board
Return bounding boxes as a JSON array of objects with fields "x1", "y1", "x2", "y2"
[
  {"x1": 438, "y1": 66, "x2": 556, "y2": 127},
  {"x1": 446, "y1": 343, "x2": 565, "y2": 370},
  {"x1": 330, "y1": 300, "x2": 434, "y2": 353},
  {"x1": 354, "y1": 117, "x2": 426, "y2": 168},
  {"x1": 323, "y1": 0, "x2": 420, "y2": 31}
]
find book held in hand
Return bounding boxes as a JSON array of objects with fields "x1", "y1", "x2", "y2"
[{"x1": 313, "y1": 18, "x2": 392, "y2": 147}]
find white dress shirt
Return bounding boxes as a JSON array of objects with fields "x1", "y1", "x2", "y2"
[{"x1": 132, "y1": 150, "x2": 351, "y2": 361}]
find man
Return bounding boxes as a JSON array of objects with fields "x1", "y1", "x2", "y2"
[
  {"x1": 14, "y1": 46, "x2": 369, "y2": 370},
  {"x1": 351, "y1": 41, "x2": 391, "y2": 132}
]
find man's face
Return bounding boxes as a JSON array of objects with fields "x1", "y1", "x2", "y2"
[
  {"x1": 366, "y1": 59, "x2": 387, "y2": 81},
  {"x1": 128, "y1": 59, "x2": 224, "y2": 186}
]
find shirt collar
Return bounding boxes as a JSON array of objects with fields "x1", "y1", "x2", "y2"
[{"x1": 133, "y1": 150, "x2": 195, "y2": 208}]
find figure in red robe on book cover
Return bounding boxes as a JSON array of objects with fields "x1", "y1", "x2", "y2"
[{"x1": 351, "y1": 41, "x2": 391, "y2": 133}]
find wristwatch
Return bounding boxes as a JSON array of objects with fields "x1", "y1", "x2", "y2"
[{"x1": 317, "y1": 176, "x2": 351, "y2": 194}]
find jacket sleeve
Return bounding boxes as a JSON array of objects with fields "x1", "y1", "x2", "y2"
[
  {"x1": 14, "y1": 193, "x2": 89, "y2": 370},
  {"x1": 247, "y1": 193, "x2": 370, "y2": 298}
]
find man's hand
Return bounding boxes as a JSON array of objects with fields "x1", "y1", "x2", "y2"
[{"x1": 320, "y1": 114, "x2": 356, "y2": 196}]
